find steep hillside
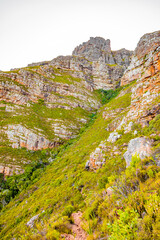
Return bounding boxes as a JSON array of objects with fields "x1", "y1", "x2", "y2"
[
  {"x1": 0, "y1": 36, "x2": 133, "y2": 177},
  {"x1": 0, "y1": 31, "x2": 160, "y2": 240},
  {"x1": 0, "y1": 66, "x2": 100, "y2": 176}
]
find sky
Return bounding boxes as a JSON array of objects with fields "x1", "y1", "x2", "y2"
[{"x1": 0, "y1": 0, "x2": 160, "y2": 71}]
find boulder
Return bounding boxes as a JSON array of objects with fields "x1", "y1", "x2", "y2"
[
  {"x1": 86, "y1": 141, "x2": 108, "y2": 170},
  {"x1": 124, "y1": 137, "x2": 152, "y2": 167},
  {"x1": 107, "y1": 131, "x2": 121, "y2": 143},
  {"x1": 26, "y1": 214, "x2": 39, "y2": 228},
  {"x1": 106, "y1": 187, "x2": 114, "y2": 197}
]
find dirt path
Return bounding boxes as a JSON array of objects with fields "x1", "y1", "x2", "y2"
[{"x1": 61, "y1": 211, "x2": 87, "y2": 240}]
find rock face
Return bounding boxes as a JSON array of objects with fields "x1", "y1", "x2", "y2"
[
  {"x1": 51, "y1": 37, "x2": 133, "y2": 90},
  {"x1": 4, "y1": 124, "x2": 54, "y2": 150},
  {"x1": 119, "y1": 30, "x2": 160, "y2": 128},
  {"x1": 72, "y1": 37, "x2": 111, "y2": 60},
  {"x1": 124, "y1": 137, "x2": 152, "y2": 167},
  {"x1": 121, "y1": 30, "x2": 160, "y2": 86},
  {"x1": 0, "y1": 67, "x2": 99, "y2": 110},
  {"x1": 135, "y1": 31, "x2": 160, "y2": 59},
  {"x1": 86, "y1": 141, "x2": 107, "y2": 170},
  {"x1": 0, "y1": 165, "x2": 24, "y2": 177}
]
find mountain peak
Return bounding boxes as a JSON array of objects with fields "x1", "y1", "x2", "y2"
[{"x1": 72, "y1": 36, "x2": 111, "y2": 61}]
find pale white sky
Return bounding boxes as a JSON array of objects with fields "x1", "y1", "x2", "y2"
[{"x1": 0, "y1": 0, "x2": 160, "y2": 71}]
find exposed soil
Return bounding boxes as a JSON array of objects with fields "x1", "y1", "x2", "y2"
[{"x1": 61, "y1": 211, "x2": 87, "y2": 240}]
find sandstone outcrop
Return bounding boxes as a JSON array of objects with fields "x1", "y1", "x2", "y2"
[
  {"x1": 86, "y1": 140, "x2": 123, "y2": 170},
  {"x1": 4, "y1": 124, "x2": 54, "y2": 150},
  {"x1": 124, "y1": 137, "x2": 152, "y2": 167},
  {"x1": 86, "y1": 141, "x2": 107, "y2": 170},
  {"x1": 0, "y1": 67, "x2": 99, "y2": 110},
  {"x1": 118, "y1": 31, "x2": 160, "y2": 128},
  {"x1": 51, "y1": 37, "x2": 133, "y2": 90},
  {"x1": 52, "y1": 120, "x2": 78, "y2": 140},
  {"x1": 107, "y1": 131, "x2": 121, "y2": 143},
  {"x1": 0, "y1": 165, "x2": 24, "y2": 177},
  {"x1": 26, "y1": 214, "x2": 40, "y2": 228},
  {"x1": 85, "y1": 141, "x2": 118, "y2": 170}
]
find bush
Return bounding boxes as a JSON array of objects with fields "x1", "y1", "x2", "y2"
[
  {"x1": 137, "y1": 194, "x2": 160, "y2": 239},
  {"x1": 0, "y1": 159, "x2": 48, "y2": 209},
  {"x1": 38, "y1": 98, "x2": 45, "y2": 105},
  {"x1": 46, "y1": 229, "x2": 60, "y2": 240},
  {"x1": 62, "y1": 205, "x2": 74, "y2": 217},
  {"x1": 84, "y1": 200, "x2": 101, "y2": 220},
  {"x1": 98, "y1": 176, "x2": 109, "y2": 189},
  {"x1": 96, "y1": 88, "x2": 122, "y2": 105},
  {"x1": 107, "y1": 208, "x2": 139, "y2": 240}
]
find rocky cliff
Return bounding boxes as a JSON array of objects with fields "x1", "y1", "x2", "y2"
[
  {"x1": 120, "y1": 30, "x2": 160, "y2": 127},
  {"x1": 0, "y1": 32, "x2": 159, "y2": 177},
  {"x1": 0, "y1": 36, "x2": 133, "y2": 176},
  {"x1": 87, "y1": 30, "x2": 160, "y2": 170},
  {"x1": 51, "y1": 37, "x2": 133, "y2": 90},
  {"x1": 0, "y1": 65, "x2": 100, "y2": 176}
]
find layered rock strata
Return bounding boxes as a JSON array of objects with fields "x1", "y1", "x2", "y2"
[
  {"x1": 119, "y1": 30, "x2": 160, "y2": 128},
  {"x1": 51, "y1": 37, "x2": 133, "y2": 90},
  {"x1": 4, "y1": 124, "x2": 54, "y2": 150},
  {"x1": 87, "y1": 31, "x2": 160, "y2": 170},
  {"x1": 0, "y1": 67, "x2": 99, "y2": 110}
]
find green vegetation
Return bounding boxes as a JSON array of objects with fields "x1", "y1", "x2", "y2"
[
  {"x1": 27, "y1": 66, "x2": 82, "y2": 85},
  {"x1": 0, "y1": 158, "x2": 48, "y2": 210},
  {"x1": 95, "y1": 79, "x2": 136, "y2": 105},
  {"x1": 0, "y1": 80, "x2": 160, "y2": 239},
  {"x1": 107, "y1": 208, "x2": 139, "y2": 240},
  {"x1": 0, "y1": 75, "x2": 28, "y2": 91},
  {"x1": 95, "y1": 88, "x2": 122, "y2": 105},
  {"x1": 0, "y1": 100, "x2": 90, "y2": 142},
  {"x1": 106, "y1": 63, "x2": 118, "y2": 67}
]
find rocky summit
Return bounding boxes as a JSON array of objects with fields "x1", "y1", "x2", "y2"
[
  {"x1": 0, "y1": 31, "x2": 160, "y2": 240},
  {"x1": 51, "y1": 37, "x2": 133, "y2": 90}
]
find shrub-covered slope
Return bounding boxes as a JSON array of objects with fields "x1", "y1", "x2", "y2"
[
  {"x1": 0, "y1": 66, "x2": 101, "y2": 175},
  {"x1": 0, "y1": 78, "x2": 160, "y2": 239},
  {"x1": 0, "y1": 31, "x2": 160, "y2": 239}
]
